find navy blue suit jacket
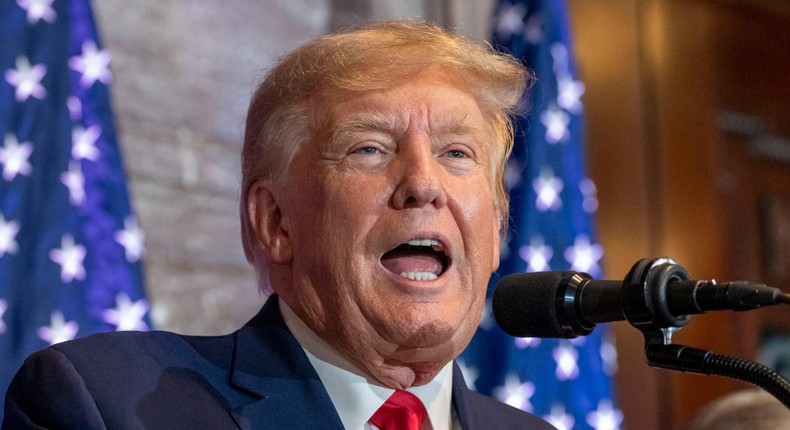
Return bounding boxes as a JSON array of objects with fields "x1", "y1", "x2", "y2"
[{"x1": 3, "y1": 297, "x2": 555, "y2": 429}]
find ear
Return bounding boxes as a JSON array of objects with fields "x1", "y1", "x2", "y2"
[{"x1": 247, "y1": 180, "x2": 292, "y2": 264}]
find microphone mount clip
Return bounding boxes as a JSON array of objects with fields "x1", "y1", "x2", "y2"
[{"x1": 622, "y1": 258, "x2": 790, "y2": 409}]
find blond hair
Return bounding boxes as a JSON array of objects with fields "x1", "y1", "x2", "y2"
[{"x1": 240, "y1": 20, "x2": 532, "y2": 263}]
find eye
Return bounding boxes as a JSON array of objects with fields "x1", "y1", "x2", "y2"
[
  {"x1": 442, "y1": 145, "x2": 475, "y2": 160},
  {"x1": 445, "y1": 149, "x2": 468, "y2": 158},
  {"x1": 437, "y1": 143, "x2": 478, "y2": 175},
  {"x1": 344, "y1": 142, "x2": 390, "y2": 171},
  {"x1": 353, "y1": 146, "x2": 380, "y2": 155}
]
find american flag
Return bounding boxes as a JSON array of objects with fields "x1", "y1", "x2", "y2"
[
  {"x1": 459, "y1": 1, "x2": 622, "y2": 429},
  {"x1": 0, "y1": 0, "x2": 149, "y2": 416}
]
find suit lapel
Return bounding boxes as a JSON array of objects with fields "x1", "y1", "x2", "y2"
[
  {"x1": 452, "y1": 361, "x2": 481, "y2": 430},
  {"x1": 227, "y1": 296, "x2": 344, "y2": 430}
]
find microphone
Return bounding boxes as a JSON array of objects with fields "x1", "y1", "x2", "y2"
[{"x1": 492, "y1": 270, "x2": 788, "y2": 339}]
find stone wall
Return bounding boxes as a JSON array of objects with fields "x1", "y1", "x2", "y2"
[{"x1": 92, "y1": 0, "x2": 494, "y2": 335}]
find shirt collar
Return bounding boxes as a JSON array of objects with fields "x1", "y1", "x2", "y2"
[{"x1": 279, "y1": 299, "x2": 454, "y2": 430}]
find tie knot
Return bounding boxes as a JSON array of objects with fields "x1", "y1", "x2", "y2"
[{"x1": 370, "y1": 390, "x2": 428, "y2": 430}]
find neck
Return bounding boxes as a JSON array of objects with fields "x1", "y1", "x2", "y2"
[{"x1": 279, "y1": 298, "x2": 451, "y2": 389}]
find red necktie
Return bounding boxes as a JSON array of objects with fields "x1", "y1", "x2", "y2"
[{"x1": 370, "y1": 390, "x2": 428, "y2": 430}]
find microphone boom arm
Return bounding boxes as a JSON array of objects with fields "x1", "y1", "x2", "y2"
[{"x1": 622, "y1": 258, "x2": 790, "y2": 409}]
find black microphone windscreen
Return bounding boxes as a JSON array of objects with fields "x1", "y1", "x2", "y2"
[{"x1": 492, "y1": 271, "x2": 569, "y2": 338}]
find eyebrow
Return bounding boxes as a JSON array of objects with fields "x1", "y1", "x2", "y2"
[
  {"x1": 330, "y1": 111, "x2": 397, "y2": 146},
  {"x1": 330, "y1": 109, "x2": 485, "y2": 145},
  {"x1": 436, "y1": 110, "x2": 487, "y2": 144}
]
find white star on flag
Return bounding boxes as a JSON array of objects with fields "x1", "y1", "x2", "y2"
[
  {"x1": 115, "y1": 216, "x2": 145, "y2": 263},
  {"x1": 68, "y1": 40, "x2": 112, "y2": 89},
  {"x1": 493, "y1": 373, "x2": 535, "y2": 412},
  {"x1": 478, "y1": 299, "x2": 495, "y2": 331},
  {"x1": 524, "y1": 12, "x2": 544, "y2": 44},
  {"x1": 49, "y1": 234, "x2": 87, "y2": 283},
  {"x1": 586, "y1": 399, "x2": 623, "y2": 430},
  {"x1": 0, "y1": 299, "x2": 7, "y2": 334},
  {"x1": 71, "y1": 125, "x2": 102, "y2": 161},
  {"x1": 61, "y1": 161, "x2": 86, "y2": 206},
  {"x1": 102, "y1": 293, "x2": 149, "y2": 331},
  {"x1": 601, "y1": 335, "x2": 619, "y2": 376},
  {"x1": 553, "y1": 342, "x2": 580, "y2": 380},
  {"x1": 580, "y1": 178, "x2": 599, "y2": 214},
  {"x1": 543, "y1": 403, "x2": 575, "y2": 430},
  {"x1": 540, "y1": 104, "x2": 571, "y2": 144},
  {"x1": 67, "y1": 95, "x2": 82, "y2": 120},
  {"x1": 550, "y1": 43, "x2": 570, "y2": 76},
  {"x1": 549, "y1": 42, "x2": 585, "y2": 113},
  {"x1": 1, "y1": 134, "x2": 34, "y2": 181},
  {"x1": 514, "y1": 337, "x2": 540, "y2": 349},
  {"x1": 519, "y1": 236, "x2": 553, "y2": 272},
  {"x1": 569, "y1": 336, "x2": 587, "y2": 347},
  {"x1": 0, "y1": 215, "x2": 20, "y2": 257},
  {"x1": 16, "y1": 0, "x2": 57, "y2": 24},
  {"x1": 4, "y1": 56, "x2": 47, "y2": 102},
  {"x1": 564, "y1": 234, "x2": 604, "y2": 276},
  {"x1": 37, "y1": 311, "x2": 79, "y2": 345},
  {"x1": 557, "y1": 76, "x2": 586, "y2": 114},
  {"x1": 495, "y1": 3, "x2": 526, "y2": 39},
  {"x1": 533, "y1": 168, "x2": 563, "y2": 212}
]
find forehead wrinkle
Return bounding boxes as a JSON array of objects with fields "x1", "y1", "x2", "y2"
[
  {"x1": 398, "y1": 103, "x2": 484, "y2": 144},
  {"x1": 328, "y1": 95, "x2": 486, "y2": 148},
  {"x1": 330, "y1": 110, "x2": 397, "y2": 146}
]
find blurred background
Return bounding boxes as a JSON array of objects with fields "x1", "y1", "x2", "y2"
[{"x1": 3, "y1": 0, "x2": 789, "y2": 428}]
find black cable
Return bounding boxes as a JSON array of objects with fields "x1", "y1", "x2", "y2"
[
  {"x1": 779, "y1": 292, "x2": 790, "y2": 305},
  {"x1": 646, "y1": 344, "x2": 790, "y2": 410},
  {"x1": 704, "y1": 352, "x2": 790, "y2": 409}
]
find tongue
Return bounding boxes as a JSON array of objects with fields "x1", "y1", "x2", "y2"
[{"x1": 381, "y1": 250, "x2": 442, "y2": 276}]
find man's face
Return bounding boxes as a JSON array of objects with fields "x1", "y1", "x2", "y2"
[{"x1": 272, "y1": 73, "x2": 501, "y2": 384}]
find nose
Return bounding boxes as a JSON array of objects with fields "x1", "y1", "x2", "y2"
[{"x1": 391, "y1": 140, "x2": 448, "y2": 210}]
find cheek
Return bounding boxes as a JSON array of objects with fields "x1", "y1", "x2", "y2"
[
  {"x1": 322, "y1": 188, "x2": 379, "y2": 240},
  {"x1": 469, "y1": 187, "x2": 500, "y2": 233},
  {"x1": 299, "y1": 177, "x2": 389, "y2": 266},
  {"x1": 454, "y1": 185, "x2": 501, "y2": 273}
]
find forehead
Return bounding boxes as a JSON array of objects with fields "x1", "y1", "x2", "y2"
[{"x1": 317, "y1": 75, "x2": 488, "y2": 136}]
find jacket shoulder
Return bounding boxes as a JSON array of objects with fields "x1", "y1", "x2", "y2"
[
  {"x1": 51, "y1": 330, "x2": 235, "y2": 370},
  {"x1": 4, "y1": 330, "x2": 242, "y2": 430}
]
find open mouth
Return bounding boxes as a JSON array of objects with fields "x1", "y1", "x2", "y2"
[{"x1": 380, "y1": 239, "x2": 450, "y2": 281}]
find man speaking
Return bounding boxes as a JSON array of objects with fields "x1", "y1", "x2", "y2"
[{"x1": 4, "y1": 21, "x2": 555, "y2": 429}]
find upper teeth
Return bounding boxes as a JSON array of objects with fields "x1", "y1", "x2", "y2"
[
  {"x1": 408, "y1": 239, "x2": 440, "y2": 247},
  {"x1": 401, "y1": 272, "x2": 438, "y2": 281}
]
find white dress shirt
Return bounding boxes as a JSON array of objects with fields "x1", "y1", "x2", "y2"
[{"x1": 279, "y1": 299, "x2": 457, "y2": 430}]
